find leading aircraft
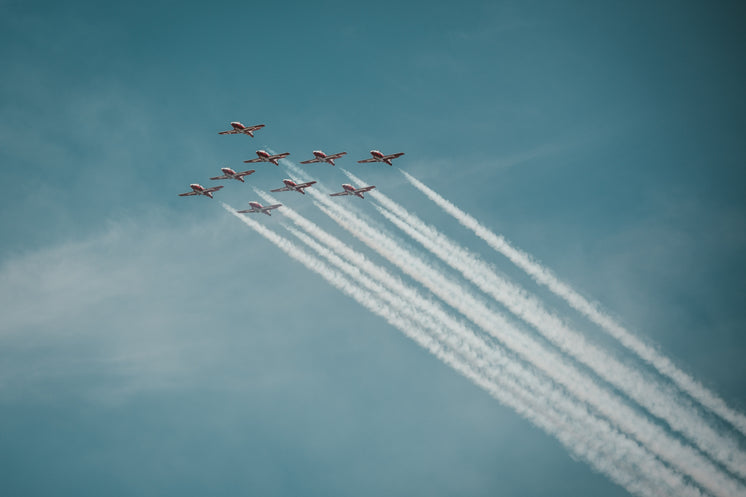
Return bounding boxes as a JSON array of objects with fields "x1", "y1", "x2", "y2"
[
  {"x1": 244, "y1": 150, "x2": 290, "y2": 166},
  {"x1": 357, "y1": 150, "x2": 405, "y2": 166},
  {"x1": 237, "y1": 201, "x2": 283, "y2": 216},
  {"x1": 218, "y1": 122, "x2": 265, "y2": 137},
  {"x1": 209, "y1": 167, "x2": 256, "y2": 183},
  {"x1": 329, "y1": 183, "x2": 376, "y2": 199},
  {"x1": 299, "y1": 150, "x2": 347, "y2": 166},
  {"x1": 178, "y1": 184, "x2": 224, "y2": 199},
  {"x1": 270, "y1": 179, "x2": 317, "y2": 195}
]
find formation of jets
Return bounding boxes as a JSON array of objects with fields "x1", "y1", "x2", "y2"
[{"x1": 179, "y1": 120, "x2": 405, "y2": 216}]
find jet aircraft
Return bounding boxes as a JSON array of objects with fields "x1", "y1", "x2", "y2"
[
  {"x1": 244, "y1": 150, "x2": 290, "y2": 166},
  {"x1": 299, "y1": 150, "x2": 347, "y2": 166},
  {"x1": 218, "y1": 122, "x2": 265, "y2": 137},
  {"x1": 178, "y1": 184, "x2": 224, "y2": 199},
  {"x1": 270, "y1": 179, "x2": 317, "y2": 195},
  {"x1": 209, "y1": 167, "x2": 256, "y2": 182},
  {"x1": 329, "y1": 184, "x2": 376, "y2": 199},
  {"x1": 237, "y1": 201, "x2": 283, "y2": 216},
  {"x1": 357, "y1": 150, "x2": 405, "y2": 166}
]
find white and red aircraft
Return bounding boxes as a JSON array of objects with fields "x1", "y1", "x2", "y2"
[
  {"x1": 209, "y1": 167, "x2": 256, "y2": 183},
  {"x1": 218, "y1": 122, "x2": 265, "y2": 137},
  {"x1": 237, "y1": 201, "x2": 283, "y2": 216},
  {"x1": 244, "y1": 150, "x2": 290, "y2": 166},
  {"x1": 357, "y1": 150, "x2": 405, "y2": 166},
  {"x1": 299, "y1": 150, "x2": 347, "y2": 166},
  {"x1": 329, "y1": 184, "x2": 376, "y2": 199},
  {"x1": 178, "y1": 184, "x2": 224, "y2": 199},
  {"x1": 270, "y1": 179, "x2": 317, "y2": 195}
]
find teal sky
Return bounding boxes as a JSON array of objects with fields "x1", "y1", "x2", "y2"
[{"x1": 2, "y1": 1, "x2": 745, "y2": 496}]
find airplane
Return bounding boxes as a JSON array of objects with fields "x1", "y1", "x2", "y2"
[
  {"x1": 329, "y1": 183, "x2": 376, "y2": 199},
  {"x1": 270, "y1": 179, "x2": 317, "y2": 195},
  {"x1": 218, "y1": 122, "x2": 265, "y2": 137},
  {"x1": 178, "y1": 184, "x2": 224, "y2": 199},
  {"x1": 299, "y1": 150, "x2": 347, "y2": 166},
  {"x1": 244, "y1": 150, "x2": 290, "y2": 166},
  {"x1": 237, "y1": 201, "x2": 283, "y2": 216},
  {"x1": 357, "y1": 150, "x2": 405, "y2": 166},
  {"x1": 209, "y1": 167, "x2": 256, "y2": 183}
]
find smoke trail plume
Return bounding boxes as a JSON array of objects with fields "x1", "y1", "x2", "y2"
[
  {"x1": 225, "y1": 200, "x2": 704, "y2": 497},
  {"x1": 336, "y1": 172, "x2": 744, "y2": 496},
  {"x1": 402, "y1": 170, "x2": 746, "y2": 439}
]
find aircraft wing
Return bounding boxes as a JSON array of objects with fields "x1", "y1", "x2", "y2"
[
  {"x1": 383, "y1": 152, "x2": 404, "y2": 160},
  {"x1": 296, "y1": 181, "x2": 317, "y2": 189},
  {"x1": 236, "y1": 208, "x2": 258, "y2": 213},
  {"x1": 355, "y1": 186, "x2": 376, "y2": 194},
  {"x1": 326, "y1": 152, "x2": 347, "y2": 160},
  {"x1": 357, "y1": 158, "x2": 379, "y2": 163},
  {"x1": 218, "y1": 130, "x2": 240, "y2": 135},
  {"x1": 203, "y1": 185, "x2": 224, "y2": 194},
  {"x1": 263, "y1": 204, "x2": 282, "y2": 211},
  {"x1": 270, "y1": 186, "x2": 292, "y2": 193},
  {"x1": 178, "y1": 191, "x2": 200, "y2": 196},
  {"x1": 329, "y1": 191, "x2": 350, "y2": 197},
  {"x1": 299, "y1": 158, "x2": 322, "y2": 164},
  {"x1": 209, "y1": 175, "x2": 229, "y2": 180},
  {"x1": 236, "y1": 169, "x2": 256, "y2": 177},
  {"x1": 269, "y1": 153, "x2": 290, "y2": 160},
  {"x1": 246, "y1": 125, "x2": 265, "y2": 132},
  {"x1": 243, "y1": 157, "x2": 263, "y2": 163}
]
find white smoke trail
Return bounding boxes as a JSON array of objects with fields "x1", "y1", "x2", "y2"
[
  {"x1": 283, "y1": 223, "x2": 706, "y2": 497},
  {"x1": 402, "y1": 170, "x2": 746, "y2": 439},
  {"x1": 246, "y1": 203, "x2": 704, "y2": 497},
  {"x1": 352, "y1": 181, "x2": 744, "y2": 495},
  {"x1": 306, "y1": 187, "x2": 742, "y2": 497},
  {"x1": 343, "y1": 170, "x2": 746, "y2": 495},
  {"x1": 274, "y1": 162, "x2": 729, "y2": 495}
]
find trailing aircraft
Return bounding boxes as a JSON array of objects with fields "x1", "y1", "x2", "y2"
[
  {"x1": 178, "y1": 184, "x2": 224, "y2": 199},
  {"x1": 270, "y1": 179, "x2": 317, "y2": 195},
  {"x1": 299, "y1": 150, "x2": 347, "y2": 166},
  {"x1": 357, "y1": 150, "x2": 405, "y2": 166},
  {"x1": 218, "y1": 122, "x2": 265, "y2": 137},
  {"x1": 244, "y1": 150, "x2": 290, "y2": 166},
  {"x1": 237, "y1": 201, "x2": 283, "y2": 216},
  {"x1": 209, "y1": 167, "x2": 256, "y2": 182},
  {"x1": 329, "y1": 184, "x2": 376, "y2": 199}
]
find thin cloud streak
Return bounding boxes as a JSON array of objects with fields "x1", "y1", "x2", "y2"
[{"x1": 402, "y1": 170, "x2": 746, "y2": 438}]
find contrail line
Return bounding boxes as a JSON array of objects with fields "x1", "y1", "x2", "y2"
[
  {"x1": 274, "y1": 162, "x2": 724, "y2": 495},
  {"x1": 311, "y1": 191, "x2": 739, "y2": 497},
  {"x1": 282, "y1": 221, "x2": 704, "y2": 497},
  {"x1": 228, "y1": 198, "x2": 704, "y2": 497},
  {"x1": 402, "y1": 170, "x2": 746, "y2": 440},
  {"x1": 339, "y1": 170, "x2": 746, "y2": 492}
]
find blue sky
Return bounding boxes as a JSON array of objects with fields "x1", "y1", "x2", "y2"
[{"x1": 2, "y1": 1, "x2": 745, "y2": 496}]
